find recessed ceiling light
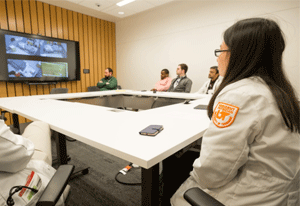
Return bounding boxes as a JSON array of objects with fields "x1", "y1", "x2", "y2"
[
  {"x1": 118, "y1": 12, "x2": 125, "y2": 15},
  {"x1": 116, "y1": 0, "x2": 135, "y2": 7}
]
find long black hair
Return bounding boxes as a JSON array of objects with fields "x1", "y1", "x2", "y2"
[{"x1": 207, "y1": 18, "x2": 299, "y2": 133}]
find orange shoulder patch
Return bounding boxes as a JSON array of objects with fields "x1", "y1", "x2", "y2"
[{"x1": 212, "y1": 102, "x2": 239, "y2": 128}]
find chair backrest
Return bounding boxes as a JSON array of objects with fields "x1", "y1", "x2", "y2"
[
  {"x1": 87, "y1": 86, "x2": 101, "y2": 92},
  {"x1": 50, "y1": 88, "x2": 69, "y2": 94}
]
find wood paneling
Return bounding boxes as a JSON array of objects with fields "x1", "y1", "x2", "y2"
[
  {"x1": 0, "y1": 0, "x2": 10, "y2": 125},
  {"x1": 78, "y1": 13, "x2": 86, "y2": 92},
  {"x1": 0, "y1": 0, "x2": 116, "y2": 125}
]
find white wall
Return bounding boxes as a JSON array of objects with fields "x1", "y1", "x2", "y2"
[{"x1": 116, "y1": 1, "x2": 300, "y2": 95}]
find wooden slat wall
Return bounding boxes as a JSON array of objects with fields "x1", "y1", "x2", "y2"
[{"x1": 0, "y1": 0, "x2": 116, "y2": 125}]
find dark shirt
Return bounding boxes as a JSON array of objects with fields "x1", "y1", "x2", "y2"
[{"x1": 207, "y1": 77, "x2": 219, "y2": 94}]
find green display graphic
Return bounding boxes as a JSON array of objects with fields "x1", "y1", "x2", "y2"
[{"x1": 41, "y1": 62, "x2": 68, "y2": 77}]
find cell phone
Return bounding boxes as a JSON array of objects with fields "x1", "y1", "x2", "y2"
[{"x1": 139, "y1": 125, "x2": 164, "y2": 136}]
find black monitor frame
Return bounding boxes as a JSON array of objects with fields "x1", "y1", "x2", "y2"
[{"x1": 0, "y1": 29, "x2": 80, "y2": 84}]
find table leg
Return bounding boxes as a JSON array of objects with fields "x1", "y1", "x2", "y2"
[
  {"x1": 54, "y1": 131, "x2": 68, "y2": 165},
  {"x1": 12, "y1": 113, "x2": 20, "y2": 134},
  {"x1": 53, "y1": 130, "x2": 90, "y2": 178},
  {"x1": 142, "y1": 164, "x2": 159, "y2": 206}
]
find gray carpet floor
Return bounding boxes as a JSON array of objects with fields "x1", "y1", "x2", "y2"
[
  {"x1": 17, "y1": 123, "x2": 196, "y2": 206},
  {"x1": 51, "y1": 138, "x2": 142, "y2": 206}
]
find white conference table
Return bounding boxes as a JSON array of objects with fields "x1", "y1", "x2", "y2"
[{"x1": 0, "y1": 90, "x2": 211, "y2": 205}]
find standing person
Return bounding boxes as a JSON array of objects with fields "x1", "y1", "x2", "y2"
[
  {"x1": 151, "y1": 69, "x2": 172, "y2": 92},
  {"x1": 0, "y1": 120, "x2": 66, "y2": 205},
  {"x1": 168, "y1": 64, "x2": 192, "y2": 93},
  {"x1": 97, "y1": 68, "x2": 118, "y2": 91},
  {"x1": 171, "y1": 18, "x2": 300, "y2": 206},
  {"x1": 196, "y1": 66, "x2": 223, "y2": 94}
]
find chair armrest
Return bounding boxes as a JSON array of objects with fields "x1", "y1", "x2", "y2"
[
  {"x1": 184, "y1": 187, "x2": 225, "y2": 206},
  {"x1": 0, "y1": 110, "x2": 8, "y2": 121},
  {"x1": 36, "y1": 165, "x2": 74, "y2": 206}
]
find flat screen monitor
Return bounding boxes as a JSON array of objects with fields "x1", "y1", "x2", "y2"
[{"x1": 0, "y1": 29, "x2": 80, "y2": 84}]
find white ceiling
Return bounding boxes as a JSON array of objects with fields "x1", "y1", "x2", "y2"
[{"x1": 39, "y1": 0, "x2": 174, "y2": 22}]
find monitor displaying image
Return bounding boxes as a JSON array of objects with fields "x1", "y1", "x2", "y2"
[
  {"x1": 5, "y1": 34, "x2": 67, "y2": 58},
  {"x1": 0, "y1": 28, "x2": 80, "y2": 83},
  {"x1": 8, "y1": 59, "x2": 68, "y2": 78}
]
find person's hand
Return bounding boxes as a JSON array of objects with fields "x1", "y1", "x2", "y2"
[
  {"x1": 106, "y1": 82, "x2": 109, "y2": 85},
  {"x1": 99, "y1": 81, "x2": 103, "y2": 83}
]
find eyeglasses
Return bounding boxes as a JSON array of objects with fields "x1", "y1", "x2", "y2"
[{"x1": 214, "y1": 49, "x2": 229, "y2": 57}]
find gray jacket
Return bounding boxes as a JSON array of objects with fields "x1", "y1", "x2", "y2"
[{"x1": 168, "y1": 76, "x2": 192, "y2": 93}]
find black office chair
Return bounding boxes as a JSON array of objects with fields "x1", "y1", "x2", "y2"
[
  {"x1": 50, "y1": 88, "x2": 69, "y2": 94},
  {"x1": 36, "y1": 164, "x2": 74, "y2": 206},
  {"x1": 184, "y1": 187, "x2": 225, "y2": 206},
  {"x1": 0, "y1": 110, "x2": 25, "y2": 134},
  {"x1": 87, "y1": 86, "x2": 100, "y2": 92}
]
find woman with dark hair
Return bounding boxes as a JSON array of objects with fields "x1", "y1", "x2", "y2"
[{"x1": 171, "y1": 18, "x2": 300, "y2": 206}]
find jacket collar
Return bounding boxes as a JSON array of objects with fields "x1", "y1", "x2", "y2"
[{"x1": 177, "y1": 75, "x2": 187, "y2": 80}]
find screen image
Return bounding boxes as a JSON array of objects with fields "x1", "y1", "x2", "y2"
[
  {"x1": 40, "y1": 41, "x2": 67, "y2": 58},
  {"x1": 5, "y1": 34, "x2": 67, "y2": 58},
  {"x1": 41, "y1": 62, "x2": 68, "y2": 77},
  {"x1": 8, "y1": 59, "x2": 42, "y2": 78},
  {"x1": 7, "y1": 59, "x2": 68, "y2": 78}
]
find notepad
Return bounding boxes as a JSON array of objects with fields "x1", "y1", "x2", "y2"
[
  {"x1": 139, "y1": 125, "x2": 164, "y2": 136},
  {"x1": 194, "y1": 104, "x2": 207, "y2": 110}
]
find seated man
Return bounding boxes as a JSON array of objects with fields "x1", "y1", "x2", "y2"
[
  {"x1": 196, "y1": 66, "x2": 223, "y2": 95},
  {"x1": 0, "y1": 120, "x2": 66, "y2": 206},
  {"x1": 151, "y1": 69, "x2": 172, "y2": 92},
  {"x1": 97, "y1": 68, "x2": 118, "y2": 91},
  {"x1": 168, "y1": 64, "x2": 192, "y2": 93}
]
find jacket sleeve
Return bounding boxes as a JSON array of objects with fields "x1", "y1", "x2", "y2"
[
  {"x1": 184, "y1": 79, "x2": 193, "y2": 93},
  {"x1": 0, "y1": 120, "x2": 34, "y2": 173},
  {"x1": 197, "y1": 80, "x2": 209, "y2": 94},
  {"x1": 213, "y1": 77, "x2": 223, "y2": 93},
  {"x1": 97, "y1": 78, "x2": 106, "y2": 88},
  {"x1": 191, "y1": 90, "x2": 260, "y2": 189},
  {"x1": 168, "y1": 79, "x2": 175, "y2": 92},
  {"x1": 106, "y1": 77, "x2": 118, "y2": 90}
]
